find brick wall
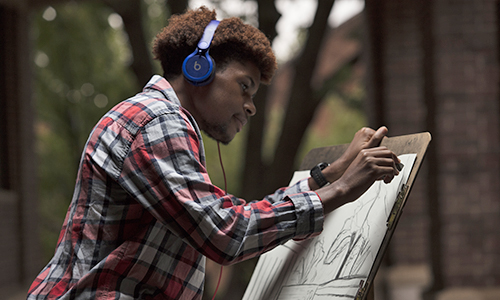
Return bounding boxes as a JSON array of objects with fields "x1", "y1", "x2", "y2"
[
  {"x1": 366, "y1": 0, "x2": 500, "y2": 292},
  {"x1": 381, "y1": 0, "x2": 430, "y2": 265},
  {"x1": 365, "y1": 0, "x2": 430, "y2": 266},
  {"x1": 433, "y1": 0, "x2": 500, "y2": 286}
]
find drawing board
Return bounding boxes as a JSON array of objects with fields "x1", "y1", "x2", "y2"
[{"x1": 242, "y1": 132, "x2": 431, "y2": 300}]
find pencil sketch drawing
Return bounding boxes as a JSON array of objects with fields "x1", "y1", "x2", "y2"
[{"x1": 242, "y1": 154, "x2": 417, "y2": 300}]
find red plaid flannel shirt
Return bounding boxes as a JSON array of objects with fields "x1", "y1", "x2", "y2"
[{"x1": 28, "y1": 76, "x2": 324, "y2": 299}]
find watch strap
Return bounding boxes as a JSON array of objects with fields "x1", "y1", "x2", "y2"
[{"x1": 310, "y1": 162, "x2": 329, "y2": 188}]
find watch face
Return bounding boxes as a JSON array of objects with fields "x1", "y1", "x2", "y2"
[{"x1": 318, "y1": 162, "x2": 329, "y2": 170}]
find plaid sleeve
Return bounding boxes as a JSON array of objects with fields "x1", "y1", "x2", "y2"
[
  {"x1": 119, "y1": 110, "x2": 324, "y2": 264},
  {"x1": 261, "y1": 177, "x2": 312, "y2": 204}
]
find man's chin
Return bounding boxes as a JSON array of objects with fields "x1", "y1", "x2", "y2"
[{"x1": 203, "y1": 130, "x2": 234, "y2": 145}]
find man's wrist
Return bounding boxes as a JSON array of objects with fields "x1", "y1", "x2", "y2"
[
  {"x1": 310, "y1": 162, "x2": 330, "y2": 188},
  {"x1": 316, "y1": 180, "x2": 349, "y2": 214},
  {"x1": 323, "y1": 157, "x2": 350, "y2": 183}
]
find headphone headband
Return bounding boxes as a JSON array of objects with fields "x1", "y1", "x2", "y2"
[
  {"x1": 197, "y1": 20, "x2": 220, "y2": 51},
  {"x1": 182, "y1": 20, "x2": 220, "y2": 86}
]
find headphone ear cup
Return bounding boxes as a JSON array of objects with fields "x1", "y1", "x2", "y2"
[{"x1": 182, "y1": 51, "x2": 216, "y2": 86}]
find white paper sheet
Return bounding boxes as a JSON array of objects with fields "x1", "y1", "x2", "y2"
[{"x1": 243, "y1": 154, "x2": 417, "y2": 300}]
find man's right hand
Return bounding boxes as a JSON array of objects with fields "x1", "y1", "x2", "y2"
[{"x1": 317, "y1": 137, "x2": 400, "y2": 214}]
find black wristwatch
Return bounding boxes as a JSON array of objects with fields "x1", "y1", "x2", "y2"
[{"x1": 310, "y1": 162, "x2": 330, "y2": 188}]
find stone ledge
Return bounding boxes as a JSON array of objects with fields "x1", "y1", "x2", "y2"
[
  {"x1": 437, "y1": 287, "x2": 500, "y2": 300},
  {"x1": 378, "y1": 264, "x2": 431, "y2": 300},
  {"x1": 386, "y1": 264, "x2": 431, "y2": 287}
]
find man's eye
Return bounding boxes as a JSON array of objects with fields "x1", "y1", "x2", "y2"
[{"x1": 241, "y1": 83, "x2": 248, "y2": 92}]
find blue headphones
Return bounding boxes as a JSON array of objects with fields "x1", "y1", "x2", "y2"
[{"x1": 182, "y1": 20, "x2": 220, "y2": 86}]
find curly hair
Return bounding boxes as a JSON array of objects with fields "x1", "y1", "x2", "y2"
[{"x1": 152, "y1": 6, "x2": 277, "y2": 84}]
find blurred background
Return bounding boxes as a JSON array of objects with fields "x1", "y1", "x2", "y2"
[{"x1": 1, "y1": 0, "x2": 499, "y2": 299}]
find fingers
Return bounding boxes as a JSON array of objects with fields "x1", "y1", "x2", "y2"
[
  {"x1": 329, "y1": 146, "x2": 401, "y2": 208},
  {"x1": 358, "y1": 147, "x2": 400, "y2": 183},
  {"x1": 355, "y1": 127, "x2": 376, "y2": 140},
  {"x1": 365, "y1": 126, "x2": 388, "y2": 148}
]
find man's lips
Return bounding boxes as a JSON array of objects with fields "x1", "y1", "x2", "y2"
[{"x1": 235, "y1": 115, "x2": 247, "y2": 132}]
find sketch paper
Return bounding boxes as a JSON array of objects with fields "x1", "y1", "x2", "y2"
[{"x1": 243, "y1": 154, "x2": 417, "y2": 300}]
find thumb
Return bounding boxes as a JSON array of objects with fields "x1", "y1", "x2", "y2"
[{"x1": 366, "y1": 126, "x2": 388, "y2": 148}]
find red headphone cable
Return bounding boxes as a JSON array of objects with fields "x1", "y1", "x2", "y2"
[{"x1": 211, "y1": 141, "x2": 226, "y2": 300}]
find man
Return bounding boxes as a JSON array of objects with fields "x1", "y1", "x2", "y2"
[{"x1": 28, "y1": 6, "x2": 400, "y2": 299}]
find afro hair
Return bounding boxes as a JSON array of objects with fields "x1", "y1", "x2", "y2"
[{"x1": 152, "y1": 6, "x2": 277, "y2": 84}]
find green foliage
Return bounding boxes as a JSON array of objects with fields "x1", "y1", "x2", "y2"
[
  {"x1": 298, "y1": 94, "x2": 367, "y2": 166},
  {"x1": 142, "y1": 0, "x2": 171, "y2": 74},
  {"x1": 34, "y1": 1, "x2": 139, "y2": 260},
  {"x1": 202, "y1": 129, "x2": 246, "y2": 196}
]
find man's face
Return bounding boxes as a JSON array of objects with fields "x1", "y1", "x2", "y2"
[{"x1": 192, "y1": 60, "x2": 261, "y2": 144}]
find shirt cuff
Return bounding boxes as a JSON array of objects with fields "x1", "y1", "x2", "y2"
[
  {"x1": 288, "y1": 191, "x2": 324, "y2": 240},
  {"x1": 299, "y1": 177, "x2": 311, "y2": 192}
]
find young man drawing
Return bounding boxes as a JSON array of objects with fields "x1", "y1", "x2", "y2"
[{"x1": 28, "y1": 6, "x2": 400, "y2": 299}]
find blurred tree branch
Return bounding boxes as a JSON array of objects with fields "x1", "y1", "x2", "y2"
[
  {"x1": 103, "y1": 0, "x2": 152, "y2": 86},
  {"x1": 242, "y1": 0, "x2": 337, "y2": 199},
  {"x1": 240, "y1": 0, "x2": 281, "y2": 199},
  {"x1": 103, "y1": 0, "x2": 188, "y2": 86}
]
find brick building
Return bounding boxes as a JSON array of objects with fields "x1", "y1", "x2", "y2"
[
  {"x1": 1, "y1": 0, "x2": 500, "y2": 299},
  {"x1": 364, "y1": 0, "x2": 500, "y2": 299}
]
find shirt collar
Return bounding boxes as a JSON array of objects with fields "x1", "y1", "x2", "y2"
[{"x1": 143, "y1": 75, "x2": 181, "y2": 106}]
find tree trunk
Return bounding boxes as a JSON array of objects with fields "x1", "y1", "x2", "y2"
[
  {"x1": 242, "y1": 0, "x2": 336, "y2": 199},
  {"x1": 104, "y1": 0, "x2": 153, "y2": 86},
  {"x1": 269, "y1": 0, "x2": 336, "y2": 190},
  {"x1": 104, "y1": 0, "x2": 190, "y2": 86},
  {"x1": 241, "y1": 0, "x2": 281, "y2": 200}
]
